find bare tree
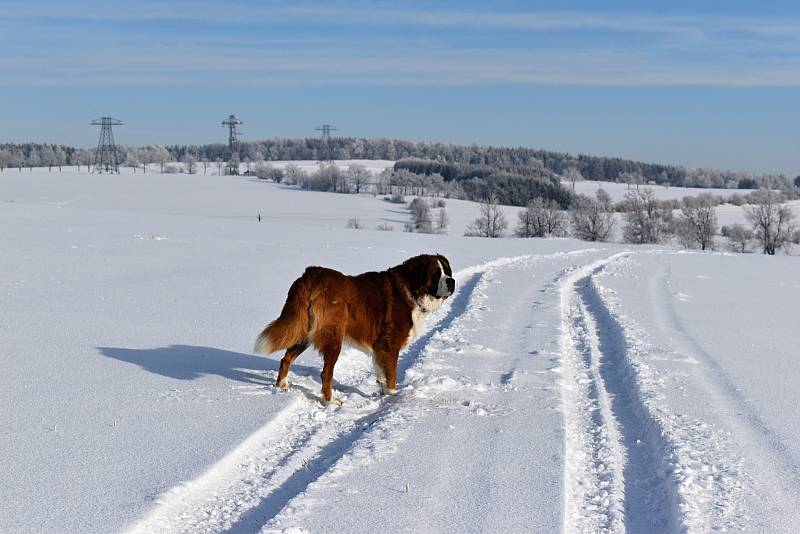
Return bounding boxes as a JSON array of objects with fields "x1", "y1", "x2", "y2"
[
  {"x1": 346, "y1": 164, "x2": 372, "y2": 194},
  {"x1": 569, "y1": 189, "x2": 615, "y2": 242},
  {"x1": 563, "y1": 167, "x2": 584, "y2": 192},
  {"x1": 435, "y1": 207, "x2": 449, "y2": 234},
  {"x1": 409, "y1": 197, "x2": 434, "y2": 233},
  {"x1": 745, "y1": 190, "x2": 797, "y2": 255},
  {"x1": 465, "y1": 196, "x2": 508, "y2": 238},
  {"x1": 515, "y1": 198, "x2": 567, "y2": 237},
  {"x1": 721, "y1": 224, "x2": 754, "y2": 253},
  {"x1": 282, "y1": 164, "x2": 307, "y2": 186},
  {"x1": 622, "y1": 188, "x2": 673, "y2": 244},
  {"x1": 676, "y1": 194, "x2": 718, "y2": 250},
  {"x1": 182, "y1": 153, "x2": 197, "y2": 175},
  {"x1": 621, "y1": 171, "x2": 644, "y2": 190}
]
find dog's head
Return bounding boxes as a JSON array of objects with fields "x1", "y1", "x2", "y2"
[{"x1": 397, "y1": 254, "x2": 455, "y2": 308}]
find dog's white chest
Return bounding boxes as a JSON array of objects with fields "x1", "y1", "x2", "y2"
[
  {"x1": 403, "y1": 295, "x2": 443, "y2": 348},
  {"x1": 404, "y1": 307, "x2": 426, "y2": 348}
]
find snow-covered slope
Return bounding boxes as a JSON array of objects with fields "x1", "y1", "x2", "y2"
[
  {"x1": 564, "y1": 179, "x2": 753, "y2": 202},
  {"x1": 2, "y1": 170, "x2": 798, "y2": 533}
]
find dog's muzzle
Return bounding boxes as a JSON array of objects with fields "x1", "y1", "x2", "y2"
[{"x1": 437, "y1": 276, "x2": 455, "y2": 298}]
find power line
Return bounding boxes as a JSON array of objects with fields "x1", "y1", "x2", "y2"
[{"x1": 90, "y1": 117, "x2": 123, "y2": 173}]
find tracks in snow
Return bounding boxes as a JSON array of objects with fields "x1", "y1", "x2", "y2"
[
  {"x1": 130, "y1": 249, "x2": 692, "y2": 534},
  {"x1": 560, "y1": 254, "x2": 684, "y2": 534},
  {"x1": 126, "y1": 255, "x2": 535, "y2": 534}
]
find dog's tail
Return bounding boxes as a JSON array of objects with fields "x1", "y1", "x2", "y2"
[{"x1": 254, "y1": 275, "x2": 312, "y2": 354}]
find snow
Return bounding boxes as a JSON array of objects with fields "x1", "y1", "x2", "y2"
[
  {"x1": 564, "y1": 179, "x2": 753, "y2": 202},
  {"x1": 268, "y1": 159, "x2": 395, "y2": 175},
  {"x1": 2, "y1": 168, "x2": 799, "y2": 533}
]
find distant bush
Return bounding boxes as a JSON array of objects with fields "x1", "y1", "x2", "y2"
[
  {"x1": 728, "y1": 193, "x2": 745, "y2": 206},
  {"x1": 621, "y1": 188, "x2": 674, "y2": 244},
  {"x1": 305, "y1": 165, "x2": 346, "y2": 193},
  {"x1": 738, "y1": 178, "x2": 758, "y2": 189},
  {"x1": 721, "y1": 223, "x2": 754, "y2": 253},
  {"x1": 409, "y1": 197, "x2": 434, "y2": 233},
  {"x1": 346, "y1": 217, "x2": 363, "y2": 229},
  {"x1": 254, "y1": 162, "x2": 284, "y2": 182},
  {"x1": 435, "y1": 207, "x2": 449, "y2": 234},
  {"x1": 569, "y1": 189, "x2": 615, "y2": 242},
  {"x1": 163, "y1": 163, "x2": 181, "y2": 174},
  {"x1": 282, "y1": 163, "x2": 307, "y2": 186},
  {"x1": 385, "y1": 194, "x2": 405, "y2": 204},
  {"x1": 465, "y1": 197, "x2": 507, "y2": 238},
  {"x1": 515, "y1": 198, "x2": 567, "y2": 238},
  {"x1": 375, "y1": 222, "x2": 394, "y2": 231}
]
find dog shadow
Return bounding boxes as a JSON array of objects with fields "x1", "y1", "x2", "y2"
[{"x1": 97, "y1": 344, "x2": 371, "y2": 399}]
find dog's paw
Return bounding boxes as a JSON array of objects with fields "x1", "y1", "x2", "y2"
[
  {"x1": 275, "y1": 379, "x2": 289, "y2": 391},
  {"x1": 323, "y1": 397, "x2": 343, "y2": 407},
  {"x1": 377, "y1": 382, "x2": 398, "y2": 396}
]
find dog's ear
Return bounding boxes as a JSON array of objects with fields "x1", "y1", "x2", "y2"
[
  {"x1": 398, "y1": 255, "x2": 437, "y2": 296},
  {"x1": 436, "y1": 254, "x2": 452, "y2": 277}
]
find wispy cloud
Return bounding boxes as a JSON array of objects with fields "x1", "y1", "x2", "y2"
[{"x1": 2, "y1": 2, "x2": 799, "y2": 87}]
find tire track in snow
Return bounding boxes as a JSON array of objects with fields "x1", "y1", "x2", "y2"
[
  {"x1": 561, "y1": 254, "x2": 684, "y2": 534},
  {"x1": 127, "y1": 253, "x2": 569, "y2": 534}
]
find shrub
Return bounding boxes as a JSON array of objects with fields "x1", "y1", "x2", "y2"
[{"x1": 346, "y1": 217, "x2": 363, "y2": 229}]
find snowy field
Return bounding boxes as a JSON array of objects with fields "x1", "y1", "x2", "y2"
[
  {"x1": 563, "y1": 179, "x2": 753, "y2": 202},
  {"x1": 2, "y1": 169, "x2": 800, "y2": 533}
]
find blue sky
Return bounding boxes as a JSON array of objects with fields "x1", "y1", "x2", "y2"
[{"x1": 1, "y1": 0, "x2": 798, "y2": 175}]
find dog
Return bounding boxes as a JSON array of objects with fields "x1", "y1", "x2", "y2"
[{"x1": 254, "y1": 254, "x2": 455, "y2": 404}]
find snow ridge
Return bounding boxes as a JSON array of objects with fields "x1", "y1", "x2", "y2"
[{"x1": 560, "y1": 253, "x2": 686, "y2": 534}]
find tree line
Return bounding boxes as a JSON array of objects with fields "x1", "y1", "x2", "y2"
[
  {"x1": 2, "y1": 139, "x2": 796, "y2": 191},
  {"x1": 463, "y1": 188, "x2": 799, "y2": 255}
]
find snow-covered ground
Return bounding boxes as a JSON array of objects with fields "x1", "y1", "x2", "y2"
[
  {"x1": 563, "y1": 179, "x2": 753, "y2": 202},
  {"x1": 2, "y1": 169, "x2": 799, "y2": 533},
  {"x1": 268, "y1": 159, "x2": 394, "y2": 175}
]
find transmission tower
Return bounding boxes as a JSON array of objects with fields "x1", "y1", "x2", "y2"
[
  {"x1": 222, "y1": 114, "x2": 243, "y2": 154},
  {"x1": 90, "y1": 117, "x2": 123, "y2": 173},
  {"x1": 315, "y1": 123, "x2": 338, "y2": 162}
]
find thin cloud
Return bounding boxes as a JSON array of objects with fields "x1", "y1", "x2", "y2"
[{"x1": 1, "y1": 3, "x2": 799, "y2": 87}]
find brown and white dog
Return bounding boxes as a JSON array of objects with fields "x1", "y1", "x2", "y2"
[{"x1": 254, "y1": 254, "x2": 455, "y2": 404}]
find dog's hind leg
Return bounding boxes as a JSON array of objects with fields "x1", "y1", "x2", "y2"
[
  {"x1": 276, "y1": 340, "x2": 309, "y2": 390},
  {"x1": 316, "y1": 328, "x2": 344, "y2": 404}
]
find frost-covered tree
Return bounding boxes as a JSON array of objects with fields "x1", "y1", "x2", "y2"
[
  {"x1": 304, "y1": 164, "x2": 344, "y2": 192},
  {"x1": 563, "y1": 167, "x2": 584, "y2": 192},
  {"x1": 622, "y1": 188, "x2": 673, "y2": 244},
  {"x1": 515, "y1": 198, "x2": 567, "y2": 237},
  {"x1": 676, "y1": 194, "x2": 718, "y2": 250},
  {"x1": 745, "y1": 190, "x2": 796, "y2": 255},
  {"x1": 621, "y1": 171, "x2": 644, "y2": 190},
  {"x1": 254, "y1": 162, "x2": 284, "y2": 182},
  {"x1": 346, "y1": 164, "x2": 372, "y2": 194},
  {"x1": 283, "y1": 163, "x2": 307, "y2": 186},
  {"x1": 435, "y1": 207, "x2": 449, "y2": 234},
  {"x1": 465, "y1": 196, "x2": 507, "y2": 238},
  {"x1": 569, "y1": 189, "x2": 615, "y2": 242},
  {"x1": 0, "y1": 148, "x2": 11, "y2": 172},
  {"x1": 409, "y1": 197, "x2": 434, "y2": 233},
  {"x1": 182, "y1": 153, "x2": 197, "y2": 175},
  {"x1": 721, "y1": 224, "x2": 754, "y2": 253}
]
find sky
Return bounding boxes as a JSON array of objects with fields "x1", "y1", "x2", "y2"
[{"x1": 0, "y1": 0, "x2": 798, "y2": 176}]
